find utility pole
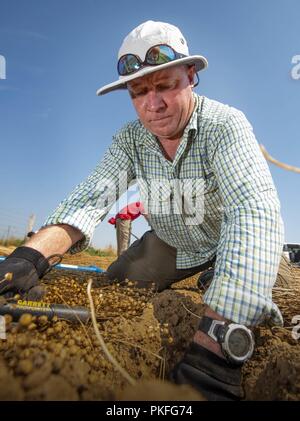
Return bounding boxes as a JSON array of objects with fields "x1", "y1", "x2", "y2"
[{"x1": 4, "y1": 226, "x2": 11, "y2": 246}]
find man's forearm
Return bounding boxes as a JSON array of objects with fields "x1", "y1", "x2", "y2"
[{"x1": 24, "y1": 224, "x2": 84, "y2": 258}]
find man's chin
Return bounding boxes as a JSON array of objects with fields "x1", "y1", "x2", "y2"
[{"x1": 147, "y1": 125, "x2": 177, "y2": 139}]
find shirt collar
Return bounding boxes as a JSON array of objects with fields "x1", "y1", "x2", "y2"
[{"x1": 184, "y1": 92, "x2": 199, "y2": 141}]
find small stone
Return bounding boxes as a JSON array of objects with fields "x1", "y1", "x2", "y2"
[
  {"x1": 16, "y1": 335, "x2": 29, "y2": 347},
  {"x1": 17, "y1": 359, "x2": 33, "y2": 375},
  {"x1": 27, "y1": 323, "x2": 37, "y2": 331},
  {"x1": 19, "y1": 313, "x2": 33, "y2": 327},
  {"x1": 38, "y1": 315, "x2": 48, "y2": 326},
  {"x1": 4, "y1": 314, "x2": 13, "y2": 325}
]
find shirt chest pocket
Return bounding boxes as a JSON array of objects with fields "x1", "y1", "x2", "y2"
[
  {"x1": 204, "y1": 172, "x2": 219, "y2": 195},
  {"x1": 186, "y1": 172, "x2": 220, "y2": 219},
  {"x1": 181, "y1": 165, "x2": 219, "y2": 200}
]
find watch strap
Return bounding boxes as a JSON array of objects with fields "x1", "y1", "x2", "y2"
[
  {"x1": 198, "y1": 316, "x2": 227, "y2": 343},
  {"x1": 198, "y1": 316, "x2": 214, "y2": 335}
]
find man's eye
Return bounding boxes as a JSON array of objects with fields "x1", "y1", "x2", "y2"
[
  {"x1": 156, "y1": 82, "x2": 175, "y2": 91},
  {"x1": 130, "y1": 89, "x2": 147, "y2": 98}
]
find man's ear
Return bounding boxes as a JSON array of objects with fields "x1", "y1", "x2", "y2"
[{"x1": 187, "y1": 65, "x2": 197, "y2": 87}]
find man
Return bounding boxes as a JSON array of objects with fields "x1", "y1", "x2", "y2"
[{"x1": 0, "y1": 21, "x2": 284, "y2": 400}]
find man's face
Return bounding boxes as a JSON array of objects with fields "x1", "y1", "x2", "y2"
[{"x1": 127, "y1": 65, "x2": 195, "y2": 141}]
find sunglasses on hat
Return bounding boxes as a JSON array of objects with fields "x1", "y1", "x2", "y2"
[{"x1": 117, "y1": 44, "x2": 187, "y2": 76}]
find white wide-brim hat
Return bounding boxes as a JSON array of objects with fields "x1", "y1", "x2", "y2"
[{"x1": 97, "y1": 20, "x2": 208, "y2": 96}]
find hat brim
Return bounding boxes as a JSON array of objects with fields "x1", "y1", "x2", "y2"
[{"x1": 96, "y1": 55, "x2": 208, "y2": 96}]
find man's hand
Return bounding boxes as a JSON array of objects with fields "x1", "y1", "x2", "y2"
[
  {"x1": 0, "y1": 247, "x2": 50, "y2": 300},
  {"x1": 170, "y1": 342, "x2": 243, "y2": 401},
  {"x1": 170, "y1": 306, "x2": 245, "y2": 401}
]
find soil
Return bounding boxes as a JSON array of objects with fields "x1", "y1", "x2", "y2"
[{"x1": 0, "y1": 250, "x2": 299, "y2": 401}]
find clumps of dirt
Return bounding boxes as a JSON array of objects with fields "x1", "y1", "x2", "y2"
[
  {"x1": 151, "y1": 289, "x2": 205, "y2": 371},
  {"x1": 0, "y1": 272, "x2": 206, "y2": 401},
  {"x1": 118, "y1": 379, "x2": 205, "y2": 401},
  {"x1": 242, "y1": 265, "x2": 300, "y2": 400},
  {"x1": 0, "y1": 286, "x2": 154, "y2": 400},
  {"x1": 0, "y1": 357, "x2": 24, "y2": 400},
  {"x1": 0, "y1": 262, "x2": 300, "y2": 401},
  {"x1": 26, "y1": 375, "x2": 79, "y2": 401},
  {"x1": 43, "y1": 271, "x2": 154, "y2": 319},
  {"x1": 244, "y1": 341, "x2": 300, "y2": 400}
]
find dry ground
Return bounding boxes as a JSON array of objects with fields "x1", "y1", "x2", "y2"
[{"x1": 0, "y1": 247, "x2": 299, "y2": 400}]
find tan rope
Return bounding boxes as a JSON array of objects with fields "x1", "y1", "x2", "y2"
[
  {"x1": 260, "y1": 144, "x2": 300, "y2": 174},
  {"x1": 87, "y1": 279, "x2": 136, "y2": 386}
]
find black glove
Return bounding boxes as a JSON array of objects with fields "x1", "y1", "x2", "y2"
[
  {"x1": 170, "y1": 342, "x2": 243, "y2": 401},
  {"x1": 0, "y1": 247, "x2": 50, "y2": 300}
]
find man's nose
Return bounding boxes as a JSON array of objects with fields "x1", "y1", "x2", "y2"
[{"x1": 145, "y1": 90, "x2": 165, "y2": 111}]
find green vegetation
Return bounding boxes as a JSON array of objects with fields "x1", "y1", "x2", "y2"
[
  {"x1": 85, "y1": 245, "x2": 116, "y2": 257},
  {"x1": 0, "y1": 237, "x2": 25, "y2": 247}
]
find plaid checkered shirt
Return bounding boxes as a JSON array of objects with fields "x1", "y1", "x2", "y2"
[{"x1": 43, "y1": 94, "x2": 284, "y2": 326}]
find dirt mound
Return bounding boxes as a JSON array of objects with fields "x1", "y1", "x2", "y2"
[
  {"x1": 0, "y1": 259, "x2": 299, "y2": 401},
  {"x1": 0, "y1": 272, "x2": 206, "y2": 400},
  {"x1": 246, "y1": 342, "x2": 300, "y2": 400}
]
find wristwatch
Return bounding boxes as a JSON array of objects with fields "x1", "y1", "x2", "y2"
[{"x1": 198, "y1": 316, "x2": 255, "y2": 365}]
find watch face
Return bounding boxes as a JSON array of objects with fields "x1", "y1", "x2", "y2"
[{"x1": 227, "y1": 328, "x2": 252, "y2": 358}]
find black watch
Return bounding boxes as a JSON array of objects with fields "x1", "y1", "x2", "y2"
[{"x1": 198, "y1": 316, "x2": 255, "y2": 365}]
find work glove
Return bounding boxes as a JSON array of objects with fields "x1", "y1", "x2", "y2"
[
  {"x1": 170, "y1": 342, "x2": 243, "y2": 401},
  {"x1": 0, "y1": 246, "x2": 50, "y2": 300}
]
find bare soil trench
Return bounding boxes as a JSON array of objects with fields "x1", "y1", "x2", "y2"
[{"x1": 0, "y1": 251, "x2": 299, "y2": 401}]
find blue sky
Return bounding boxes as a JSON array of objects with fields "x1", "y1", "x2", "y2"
[{"x1": 0, "y1": 0, "x2": 299, "y2": 249}]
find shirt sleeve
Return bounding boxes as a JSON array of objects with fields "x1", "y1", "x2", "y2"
[
  {"x1": 203, "y1": 109, "x2": 284, "y2": 326},
  {"x1": 42, "y1": 133, "x2": 135, "y2": 253}
]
